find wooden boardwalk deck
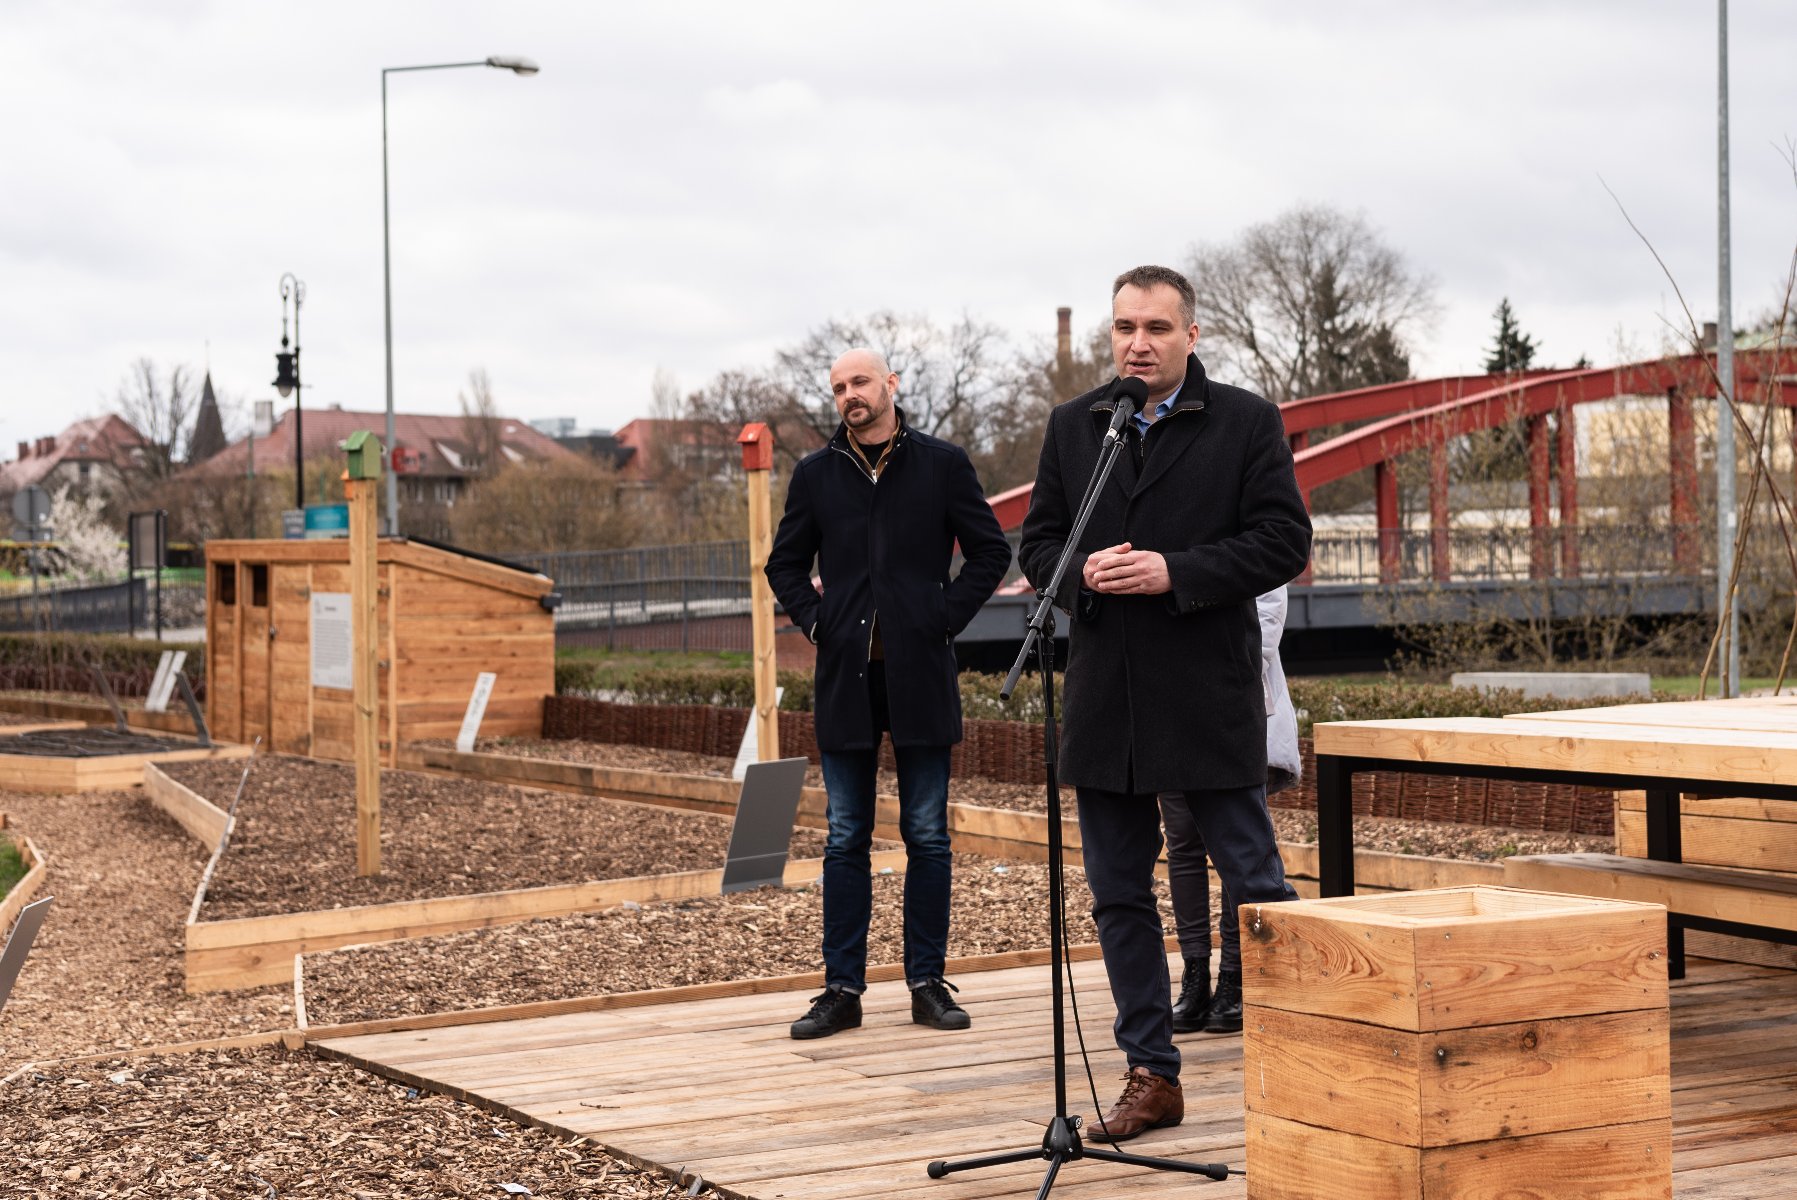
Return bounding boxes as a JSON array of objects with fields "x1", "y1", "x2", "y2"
[{"x1": 315, "y1": 955, "x2": 1797, "y2": 1198}]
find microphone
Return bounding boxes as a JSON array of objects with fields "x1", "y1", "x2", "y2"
[{"x1": 1102, "y1": 376, "x2": 1150, "y2": 444}]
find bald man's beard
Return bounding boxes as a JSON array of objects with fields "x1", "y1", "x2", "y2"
[{"x1": 844, "y1": 385, "x2": 893, "y2": 430}]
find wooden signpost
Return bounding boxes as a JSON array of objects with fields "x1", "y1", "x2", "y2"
[
  {"x1": 343, "y1": 432, "x2": 383, "y2": 877},
  {"x1": 737, "y1": 423, "x2": 779, "y2": 762}
]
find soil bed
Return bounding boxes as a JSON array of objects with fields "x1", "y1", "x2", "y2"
[
  {"x1": 2, "y1": 1046, "x2": 720, "y2": 1199},
  {"x1": 164, "y1": 755, "x2": 834, "y2": 921},
  {"x1": 0, "y1": 791, "x2": 290, "y2": 1075}
]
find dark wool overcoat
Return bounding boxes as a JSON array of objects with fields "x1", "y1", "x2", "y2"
[
  {"x1": 1018, "y1": 356, "x2": 1312, "y2": 794},
  {"x1": 766, "y1": 410, "x2": 1012, "y2": 752}
]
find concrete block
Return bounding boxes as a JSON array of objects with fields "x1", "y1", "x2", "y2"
[{"x1": 1450, "y1": 671, "x2": 1651, "y2": 700}]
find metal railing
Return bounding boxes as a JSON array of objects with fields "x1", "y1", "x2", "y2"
[
  {"x1": 509, "y1": 542, "x2": 755, "y2": 652},
  {"x1": 1304, "y1": 525, "x2": 1709, "y2": 585},
  {"x1": 0, "y1": 578, "x2": 149, "y2": 634}
]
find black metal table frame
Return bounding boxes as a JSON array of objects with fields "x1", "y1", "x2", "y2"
[{"x1": 1315, "y1": 753, "x2": 1797, "y2": 978}]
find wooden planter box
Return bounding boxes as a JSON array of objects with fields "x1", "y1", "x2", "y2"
[{"x1": 1241, "y1": 886, "x2": 1671, "y2": 1200}]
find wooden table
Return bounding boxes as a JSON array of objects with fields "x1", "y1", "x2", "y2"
[{"x1": 1312, "y1": 704, "x2": 1797, "y2": 974}]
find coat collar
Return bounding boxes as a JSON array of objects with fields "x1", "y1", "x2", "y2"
[
  {"x1": 829, "y1": 403, "x2": 911, "y2": 455},
  {"x1": 1086, "y1": 355, "x2": 1209, "y2": 422},
  {"x1": 1087, "y1": 355, "x2": 1210, "y2": 501}
]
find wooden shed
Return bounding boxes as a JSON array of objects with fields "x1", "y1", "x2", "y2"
[{"x1": 204, "y1": 538, "x2": 555, "y2": 764}]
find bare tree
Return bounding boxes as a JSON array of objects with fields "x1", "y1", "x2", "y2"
[
  {"x1": 766, "y1": 311, "x2": 1010, "y2": 448},
  {"x1": 111, "y1": 358, "x2": 199, "y2": 493},
  {"x1": 458, "y1": 368, "x2": 504, "y2": 479},
  {"x1": 1186, "y1": 204, "x2": 1436, "y2": 404},
  {"x1": 449, "y1": 456, "x2": 643, "y2": 553}
]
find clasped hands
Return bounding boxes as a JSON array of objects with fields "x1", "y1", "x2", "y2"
[{"x1": 1081, "y1": 542, "x2": 1170, "y2": 595}]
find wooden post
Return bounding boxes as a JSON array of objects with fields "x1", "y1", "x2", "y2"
[
  {"x1": 737, "y1": 423, "x2": 779, "y2": 762},
  {"x1": 343, "y1": 431, "x2": 383, "y2": 876}
]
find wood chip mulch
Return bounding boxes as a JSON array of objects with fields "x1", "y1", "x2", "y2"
[
  {"x1": 302, "y1": 856, "x2": 1155, "y2": 1026},
  {"x1": 0, "y1": 791, "x2": 291, "y2": 1077},
  {"x1": 462, "y1": 737, "x2": 1618, "y2": 855},
  {"x1": 162, "y1": 756, "x2": 834, "y2": 922},
  {"x1": 2, "y1": 1046, "x2": 721, "y2": 1199}
]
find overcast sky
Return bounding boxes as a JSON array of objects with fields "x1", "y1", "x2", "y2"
[{"x1": 3, "y1": 0, "x2": 1794, "y2": 454}]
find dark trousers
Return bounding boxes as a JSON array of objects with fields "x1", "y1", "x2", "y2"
[
  {"x1": 1077, "y1": 783, "x2": 1296, "y2": 1080},
  {"x1": 1160, "y1": 789, "x2": 1281, "y2": 977}
]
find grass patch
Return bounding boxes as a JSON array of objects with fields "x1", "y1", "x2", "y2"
[{"x1": 0, "y1": 837, "x2": 27, "y2": 900}]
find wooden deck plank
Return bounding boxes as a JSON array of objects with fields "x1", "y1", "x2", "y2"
[{"x1": 315, "y1": 954, "x2": 1796, "y2": 1198}]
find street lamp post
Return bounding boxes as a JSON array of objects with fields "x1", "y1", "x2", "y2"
[
  {"x1": 381, "y1": 54, "x2": 539, "y2": 535},
  {"x1": 273, "y1": 273, "x2": 305, "y2": 511}
]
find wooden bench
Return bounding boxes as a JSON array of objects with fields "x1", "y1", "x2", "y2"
[
  {"x1": 1504, "y1": 853, "x2": 1797, "y2": 960},
  {"x1": 1313, "y1": 709, "x2": 1797, "y2": 977}
]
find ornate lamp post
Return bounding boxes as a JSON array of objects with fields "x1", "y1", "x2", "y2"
[{"x1": 273, "y1": 273, "x2": 305, "y2": 511}]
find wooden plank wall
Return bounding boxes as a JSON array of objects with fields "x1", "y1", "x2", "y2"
[
  {"x1": 390, "y1": 562, "x2": 551, "y2": 748},
  {"x1": 269, "y1": 564, "x2": 312, "y2": 756},
  {"x1": 209, "y1": 565, "x2": 241, "y2": 743}
]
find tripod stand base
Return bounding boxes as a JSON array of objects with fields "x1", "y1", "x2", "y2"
[{"x1": 927, "y1": 1115, "x2": 1229, "y2": 1187}]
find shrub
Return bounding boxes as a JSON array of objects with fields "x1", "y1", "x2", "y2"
[
  {"x1": 0, "y1": 632, "x2": 206, "y2": 698},
  {"x1": 1286, "y1": 678, "x2": 1660, "y2": 738},
  {"x1": 554, "y1": 662, "x2": 814, "y2": 711}
]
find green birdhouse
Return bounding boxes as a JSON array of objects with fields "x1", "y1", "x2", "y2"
[{"x1": 342, "y1": 430, "x2": 383, "y2": 480}]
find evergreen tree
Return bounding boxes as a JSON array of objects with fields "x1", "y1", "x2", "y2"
[{"x1": 1484, "y1": 298, "x2": 1539, "y2": 374}]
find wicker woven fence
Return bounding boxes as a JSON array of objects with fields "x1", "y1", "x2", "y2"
[{"x1": 541, "y1": 694, "x2": 1615, "y2": 836}]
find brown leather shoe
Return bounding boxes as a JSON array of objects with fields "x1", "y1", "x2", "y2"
[{"x1": 1086, "y1": 1066, "x2": 1183, "y2": 1143}]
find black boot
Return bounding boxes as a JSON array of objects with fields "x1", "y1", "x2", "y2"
[
  {"x1": 1203, "y1": 970, "x2": 1242, "y2": 1034},
  {"x1": 1170, "y1": 958, "x2": 1211, "y2": 1033}
]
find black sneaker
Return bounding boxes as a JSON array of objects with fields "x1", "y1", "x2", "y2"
[
  {"x1": 1203, "y1": 971, "x2": 1243, "y2": 1034},
  {"x1": 791, "y1": 988, "x2": 862, "y2": 1040},
  {"x1": 1171, "y1": 957, "x2": 1211, "y2": 1034},
  {"x1": 911, "y1": 979, "x2": 971, "y2": 1030}
]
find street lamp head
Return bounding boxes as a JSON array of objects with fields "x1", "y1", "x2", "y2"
[
  {"x1": 486, "y1": 55, "x2": 539, "y2": 75},
  {"x1": 273, "y1": 351, "x2": 297, "y2": 398}
]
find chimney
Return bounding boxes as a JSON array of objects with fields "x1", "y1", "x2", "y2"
[
  {"x1": 36, "y1": 437, "x2": 54, "y2": 457},
  {"x1": 1703, "y1": 321, "x2": 1718, "y2": 350},
  {"x1": 1055, "y1": 306, "x2": 1073, "y2": 375},
  {"x1": 17, "y1": 441, "x2": 29, "y2": 460}
]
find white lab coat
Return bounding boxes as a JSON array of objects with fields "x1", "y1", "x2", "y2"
[{"x1": 1259, "y1": 586, "x2": 1301, "y2": 794}]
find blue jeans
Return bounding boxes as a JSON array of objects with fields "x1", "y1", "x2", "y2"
[{"x1": 819, "y1": 743, "x2": 953, "y2": 992}]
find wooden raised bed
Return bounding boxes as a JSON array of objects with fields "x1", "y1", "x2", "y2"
[
  {"x1": 186, "y1": 845, "x2": 911, "y2": 995},
  {"x1": 0, "y1": 813, "x2": 48, "y2": 933},
  {"x1": 0, "y1": 736, "x2": 250, "y2": 793},
  {"x1": 144, "y1": 762, "x2": 232, "y2": 847},
  {"x1": 0, "y1": 693, "x2": 198, "y2": 737}
]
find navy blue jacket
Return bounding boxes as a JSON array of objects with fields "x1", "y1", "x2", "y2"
[
  {"x1": 1019, "y1": 357, "x2": 1312, "y2": 793},
  {"x1": 766, "y1": 411, "x2": 1012, "y2": 751}
]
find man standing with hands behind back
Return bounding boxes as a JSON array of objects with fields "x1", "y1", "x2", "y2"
[
  {"x1": 1019, "y1": 266, "x2": 1311, "y2": 1141},
  {"x1": 766, "y1": 348, "x2": 1011, "y2": 1042}
]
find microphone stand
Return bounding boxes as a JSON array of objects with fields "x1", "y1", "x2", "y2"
[{"x1": 926, "y1": 399, "x2": 1230, "y2": 1193}]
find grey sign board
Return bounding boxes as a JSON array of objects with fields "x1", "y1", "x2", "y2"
[
  {"x1": 0, "y1": 895, "x2": 53, "y2": 1017},
  {"x1": 721, "y1": 757, "x2": 809, "y2": 894}
]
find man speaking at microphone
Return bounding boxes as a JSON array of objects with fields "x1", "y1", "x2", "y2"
[{"x1": 1019, "y1": 265, "x2": 1311, "y2": 1141}]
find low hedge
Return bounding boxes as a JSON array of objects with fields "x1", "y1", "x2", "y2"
[
  {"x1": 552, "y1": 661, "x2": 1657, "y2": 731},
  {"x1": 0, "y1": 632, "x2": 205, "y2": 676},
  {"x1": 555, "y1": 662, "x2": 817, "y2": 711},
  {"x1": 0, "y1": 632, "x2": 207, "y2": 700}
]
